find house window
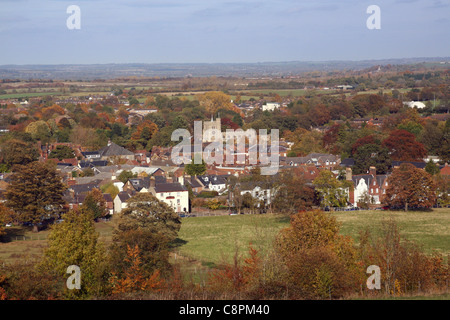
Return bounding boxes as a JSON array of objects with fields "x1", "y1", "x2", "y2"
[
  {"x1": 376, "y1": 188, "x2": 378, "y2": 193},
  {"x1": 160, "y1": 193, "x2": 164, "y2": 197}
]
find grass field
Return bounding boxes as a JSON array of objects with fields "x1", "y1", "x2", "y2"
[
  {"x1": 176, "y1": 208, "x2": 450, "y2": 267},
  {"x1": 1, "y1": 208, "x2": 449, "y2": 267},
  {"x1": 0, "y1": 92, "x2": 60, "y2": 100},
  {"x1": 176, "y1": 214, "x2": 289, "y2": 268},
  {"x1": 333, "y1": 208, "x2": 450, "y2": 256}
]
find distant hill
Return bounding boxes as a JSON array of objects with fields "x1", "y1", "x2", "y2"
[{"x1": 0, "y1": 57, "x2": 448, "y2": 80}]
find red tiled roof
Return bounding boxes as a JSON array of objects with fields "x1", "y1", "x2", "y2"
[{"x1": 441, "y1": 164, "x2": 450, "y2": 176}]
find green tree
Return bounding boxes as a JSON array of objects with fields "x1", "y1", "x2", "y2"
[
  {"x1": 172, "y1": 115, "x2": 188, "y2": 130},
  {"x1": 184, "y1": 157, "x2": 207, "y2": 176},
  {"x1": 313, "y1": 170, "x2": 351, "y2": 208},
  {"x1": 81, "y1": 188, "x2": 108, "y2": 221},
  {"x1": 40, "y1": 208, "x2": 109, "y2": 297},
  {"x1": 117, "y1": 170, "x2": 138, "y2": 184},
  {"x1": 5, "y1": 162, "x2": 66, "y2": 232},
  {"x1": 424, "y1": 159, "x2": 440, "y2": 176},
  {"x1": 100, "y1": 182, "x2": 120, "y2": 200},
  {"x1": 352, "y1": 144, "x2": 391, "y2": 175},
  {"x1": 48, "y1": 145, "x2": 76, "y2": 161}
]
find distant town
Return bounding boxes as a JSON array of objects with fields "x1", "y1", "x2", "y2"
[{"x1": 0, "y1": 61, "x2": 449, "y2": 301}]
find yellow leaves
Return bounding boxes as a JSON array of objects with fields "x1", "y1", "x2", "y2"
[{"x1": 197, "y1": 91, "x2": 235, "y2": 115}]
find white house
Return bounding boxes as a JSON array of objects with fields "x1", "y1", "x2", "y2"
[
  {"x1": 240, "y1": 185, "x2": 273, "y2": 206},
  {"x1": 113, "y1": 191, "x2": 132, "y2": 214},
  {"x1": 151, "y1": 182, "x2": 190, "y2": 213},
  {"x1": 404, "y1": 101, "x2": 426, "y2": 109},
  {"x1": 346, "y1": 167, "x2": 390, "y2": 207},
  {"x1": 262, "y1": 102, "x2": 280, "y2": 112}
]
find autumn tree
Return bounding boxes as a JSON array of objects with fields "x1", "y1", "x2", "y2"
[
  {"x1": 358, "y1": 219, "x2": 449, "y2": 295},
  {"x1": 0, "y1": 203, "x2": 15, "y2": 238},
  {"x1": 109, "y1": 193, "x2": 181, "y2": 277},
  {"x1": 70, "y1": 126, "x2": 106, "y2": 150},
  {"x1": 109, "y1": 244, "x2": 163, "y2": 296},
  {"x1": 439, "y1": 119, "x2": 450, "y2": 163},
  {"x1": 131, "y1": 120, "x2": 158, "y2": 141},
  {"x1": 289, "y1": 130, "x2": 326, "y2": 156},
  {"x1": 434, "y1": 173, "x2": 450, "y2": 207},
  {"x1": 382, "y1": 129, "x2": 427, "y2": 161},
  {"x1": 207, "y1": 245, "x2": 262, "y2": 296},
  {"x1": 5, "y1": 162, "x2": 66, "y2": 232},
  {"x1": 25, "y1": 120, "x2": 52, "y2": 143},
  {"x1": 41, "y1": 104, "x2": 65, "y2": 121},
  {"x1": 322, "y1": 123, "x2": 342, "y2": 154},
  {"x1": 351, "y1": 135, "x2": 377, "y2": 155},
  {"x1": 0, "y1": 139, "x2": 39, "y2": 171},
  {"x1": 272, "y1": 168, "x2": 316, "y2": 215},
  {"x1": 40, "y1": 208, "x2": 109, "y2": 297},
  {"x1": 274, "y1": 210, "x2": 361, "y2": 299},
  {"x1": 382, "y1": 163, "x2": 436, "y2": 211},
  {"x1": 197, "y1": 91, "x2": 236, "y2": 116}
]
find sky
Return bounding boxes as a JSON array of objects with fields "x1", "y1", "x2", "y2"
[{"x1": 0, "y1": 0, "x2": 449, "y2": 64}]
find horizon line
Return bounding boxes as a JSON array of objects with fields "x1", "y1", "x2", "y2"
[{"x1": 1, "y1": 56, "x2": 450, "y2": 67}]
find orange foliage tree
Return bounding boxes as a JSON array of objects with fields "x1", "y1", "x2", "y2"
[
  {"x1": 207, "y1": 245, "x2": 261, "y2": 296},
  {"x1": 131, "y1": 120, "x2": 158, "y2": 141},
  {"x1": 109, "y1": 244, "x2": 164, "y2": 295},
  {"x1": 274, "y1": 210, "x2": 362, "y2": 299},
  {"x1": 382, "y1": 163, "x2": 436, "y2": 211},
  {"x1": 382, "y1": 129, "x2": 427, "y2": 161}
]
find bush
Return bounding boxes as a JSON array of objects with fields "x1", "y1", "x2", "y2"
[
  {"x1": 197, "y1": 191, "x2": 218, "y2": 198},
  {"x1": 358, "y1": 219, "x2": 449, "y2": 296},
  {"x1": 274, "y1": 210, "x2": 362, "y2": 299}
]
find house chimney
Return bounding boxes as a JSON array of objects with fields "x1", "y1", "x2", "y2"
[
  {"x1": 369, "y1": 166, "x2": 376, "y2": 176},
  {"x1": 345, "y1": 167, "x2": 352, "y2": 181},
  {"x1": 179, "y1": 175, "x2": 184, "y2": 186}
]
